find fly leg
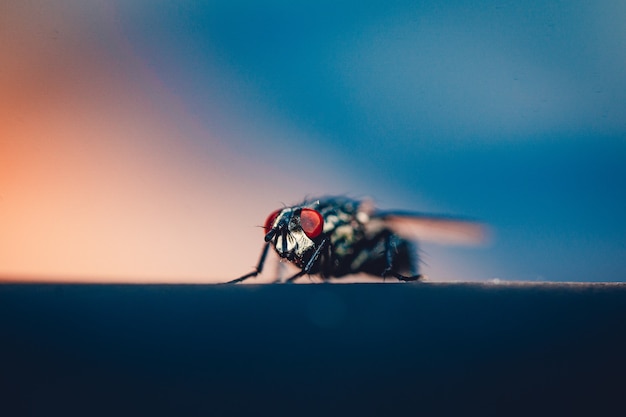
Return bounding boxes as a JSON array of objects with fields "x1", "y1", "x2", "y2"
[
  {"x1": 286, "y1": 238, "x2": 328, "y2": 283},
  {"x1": 224, "y1": 242, "x2": 271, "y2": 284},
  {"x1": 382, "y1": 234, "x2": 422, "y2": 282}
]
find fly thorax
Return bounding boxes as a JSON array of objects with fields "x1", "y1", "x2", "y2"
[{"x1": 330, "y1": 224, "x2": 360, "y2": 256}]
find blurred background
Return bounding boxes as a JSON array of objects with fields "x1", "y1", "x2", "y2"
[{"x1": 1, "y1": 0, "x2": 625, "y2": 283}]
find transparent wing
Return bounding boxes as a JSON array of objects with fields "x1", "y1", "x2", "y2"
[{"x1": 370, "y1": 211, "x2": 491, "y2": 246}]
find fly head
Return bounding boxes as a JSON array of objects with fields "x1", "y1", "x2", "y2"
[{"x1": 263, "y1": 207, "x2": 324, "y2": 266}]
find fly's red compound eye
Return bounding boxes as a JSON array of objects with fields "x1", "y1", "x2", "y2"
[
  {"x1": 263, "y1": 210, "x2": 281, "y2": 234},
  {"x1": 300, "y1": 208, "x2": 324, "y2": 239}
]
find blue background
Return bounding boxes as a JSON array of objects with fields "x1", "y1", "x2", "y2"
[
  {"x1": 4, "y1": 1, "x2": 623, "y2": 282},
  {"x1": 116, "y1": 1, "x2": 626, "y2": 282}
]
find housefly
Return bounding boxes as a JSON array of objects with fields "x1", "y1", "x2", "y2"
[{"x1": 227, "y1": 196, "x2": 486, "y2": 284}]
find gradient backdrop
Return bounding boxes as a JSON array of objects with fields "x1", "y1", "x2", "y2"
[{"x1": 2, "y1": 1, "x2": 625, "y2": 283}]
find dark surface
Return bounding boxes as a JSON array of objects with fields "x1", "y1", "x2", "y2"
[{"x1": 1, "y1": 282, "x2": 625, "y2": 416}]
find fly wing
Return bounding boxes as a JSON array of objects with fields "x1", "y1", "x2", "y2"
[{"x1": 370, "y1": 211, "x2": 490, "y2": 246}]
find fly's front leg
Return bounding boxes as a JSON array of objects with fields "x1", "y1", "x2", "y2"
[
  {"x1": 286, "y1": 238, "x2": 328, "y2": 283},
  {"x1": 382, "y1": 233, "x2": 422, "y2": 282},
  {"x1": 224, "y1": 242, "x2": 271, "y2": 284}
]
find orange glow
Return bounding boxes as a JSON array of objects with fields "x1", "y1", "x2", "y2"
[
  {"x1": 0, "y1": 2, "x2": 485, "y2": 284},
  {"x1": 0, "y1": 2, "x2": 288, "y2": 283}
]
